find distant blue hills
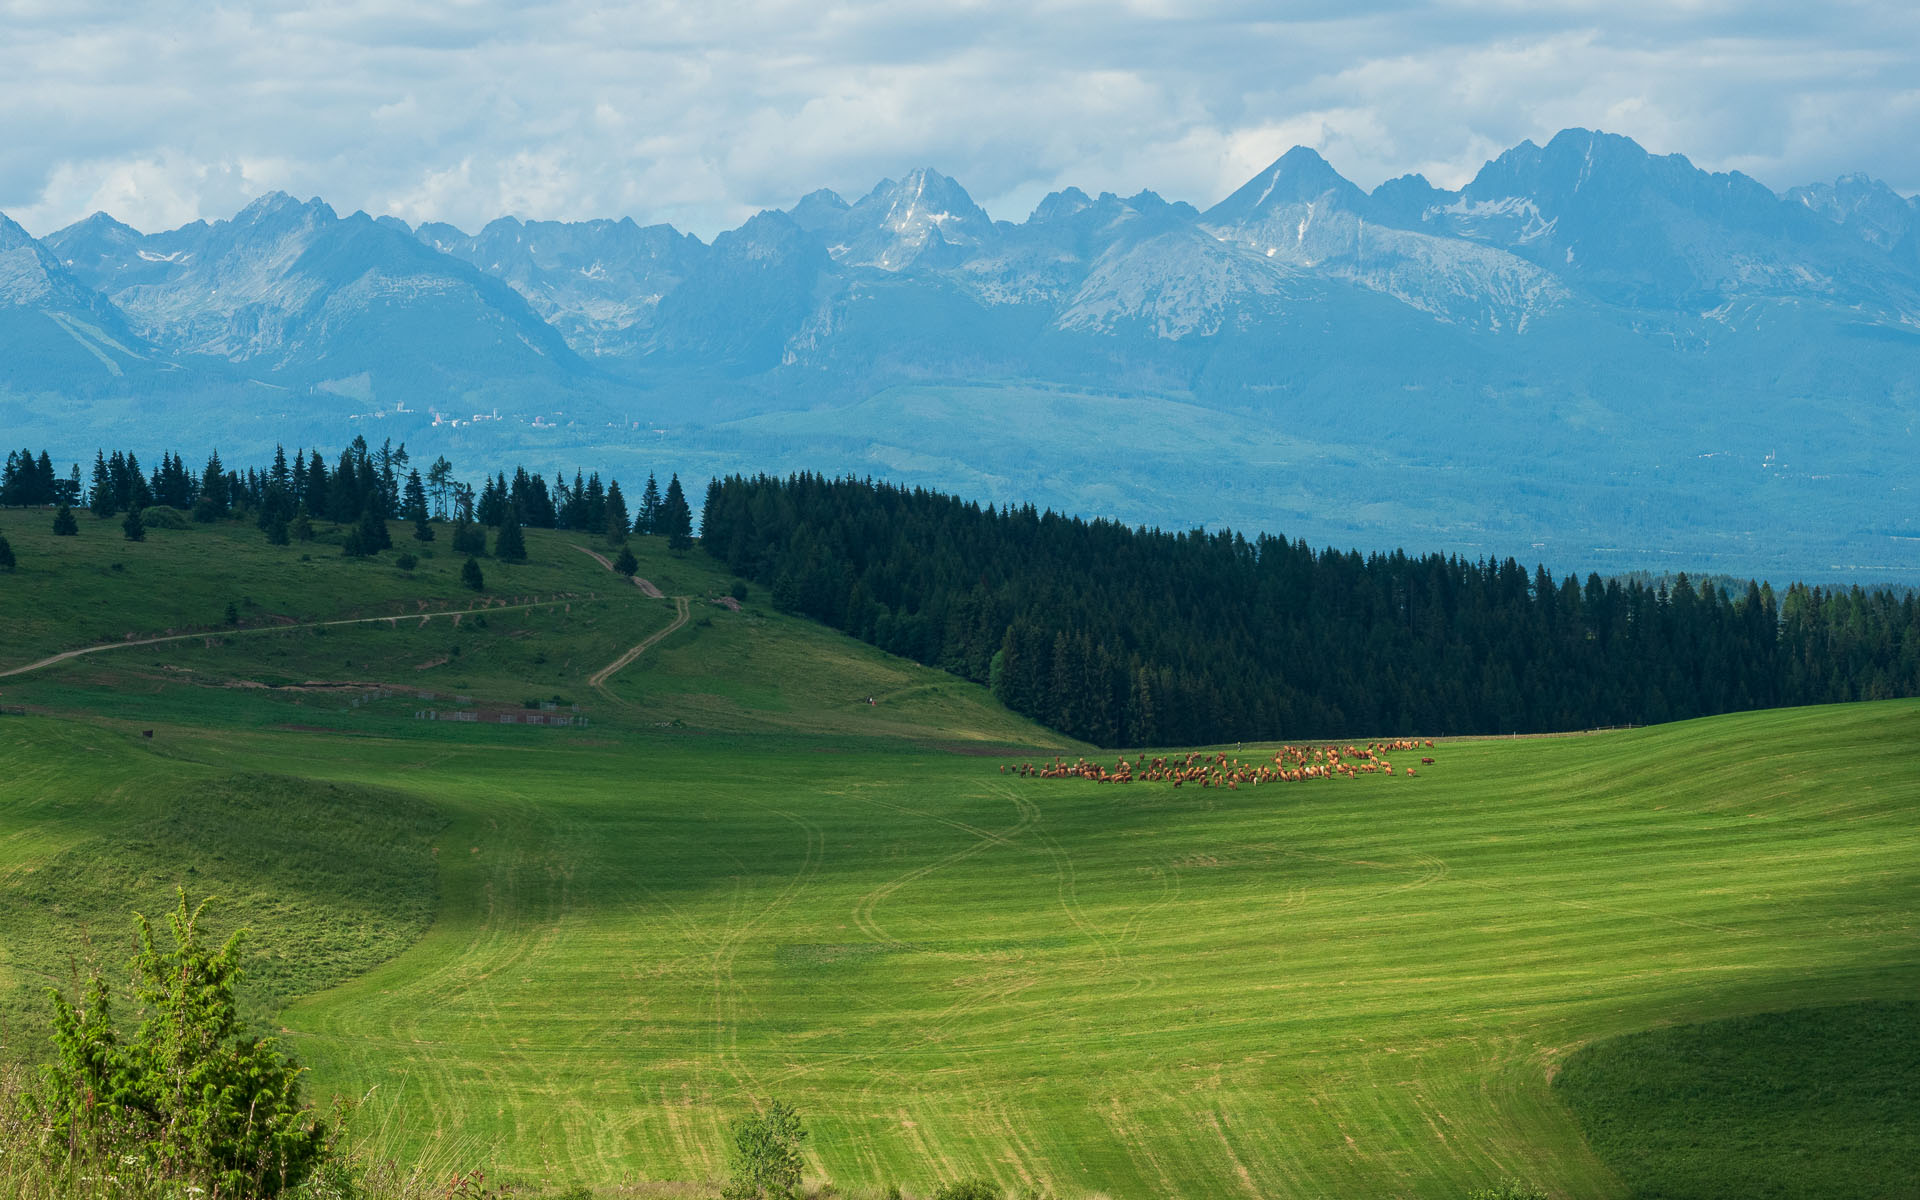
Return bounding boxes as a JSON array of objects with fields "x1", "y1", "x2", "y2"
[{"x1": 2, "y1": 128, "x2": 1917, "y2": 579}]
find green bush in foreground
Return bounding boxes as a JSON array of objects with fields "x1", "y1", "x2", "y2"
[
  {"x1": 20, "y1": 892, "x2": 333, "y2": 1197},
  {"x1": 723, "y1": 1099, "x2": 807, "y2": 1200}
]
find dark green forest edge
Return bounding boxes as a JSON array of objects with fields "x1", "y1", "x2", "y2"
[
  {"x1": 6, "y1": 445, "x2": 1918, "y2": 748},
  {"x1": 701, "y1": 473, "x2": 1920, "y2": 746}
]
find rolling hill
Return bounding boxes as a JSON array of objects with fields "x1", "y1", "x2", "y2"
[{"x1": 0, "y1": 506, "x2": 1914, "y2": 1199}]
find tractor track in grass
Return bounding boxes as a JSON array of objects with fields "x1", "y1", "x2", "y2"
[{"x1": 0, "y1": 597, "x2": 592, "y2": 680}]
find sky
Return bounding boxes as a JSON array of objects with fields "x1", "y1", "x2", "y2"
[{"x1": 2, "y1": 1, "x2": 1917, "y2": 240}]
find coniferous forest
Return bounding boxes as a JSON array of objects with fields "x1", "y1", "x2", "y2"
[
  {"x1": 7, "y1": 447, "x2": 1917, "y2": 748},
  {"x1": 700, "y1": 473, "x2": 1920, "y2": 747}
]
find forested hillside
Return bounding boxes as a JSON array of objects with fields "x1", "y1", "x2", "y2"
[{"x1": 700, "y1": 473, "x2": 1920, "y2": 746}]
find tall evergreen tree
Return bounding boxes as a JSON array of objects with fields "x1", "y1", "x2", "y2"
[
  {"x1": 637, "y1": 473, "x2": 661, "y2": 535},
  {"x1": 52, "y1": 504, "x2": 78, "y2": 536},
  {"x1": 604, "y1": 480, "x2": 630, "y2": 543},
  {"x1": 494, "y1": 504, "x2": 527, "y2": 562},
  {"x1": 660, "y1": 474, "x2": 694, "y2": 551},
  {"x1": 89, "y1": 452, "x2": 114, "y2": 517},
  {"x1": 303, "y1": 450, "x2": 330, "y2": 518},
  {"x1": 403, "y1": 469, "x2": 432, "y2": 541},
  {"x1": 122, "y1": 507, "x2": 145, "y2": 542}
]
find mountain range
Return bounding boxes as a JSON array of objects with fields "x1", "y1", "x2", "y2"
[{"x1": 3, "y1": 128, "x2": 1917, "y2": 578}]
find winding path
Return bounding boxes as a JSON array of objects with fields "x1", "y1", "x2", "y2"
[
  {"x1": 570, "y1": 543, "x2": 692, "y2": 700},
  {"x1": 0, "y1": 598, "x2": 588, "y2": 681},
  {"x1": 587, "y1": 596, "x2": 691, "y2": 697},
  {"x1": 569, "y1": 545, "x2": 665, "y2": 597}
]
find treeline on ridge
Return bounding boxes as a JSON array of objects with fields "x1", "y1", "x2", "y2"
[
  {"x1": 0, "y1": 441, "x2": 694, "y2": 546},
  {"x1": 700, "y1": 472, "x2": 1920, "y2": 746}
]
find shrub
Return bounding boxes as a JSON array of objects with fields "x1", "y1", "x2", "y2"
[
  {"x1": 461, "y1": 556, "x2": 485, "y2": 591},
  {"x1": 932, "y1": 1180, "x2": 1001, "y2": 1200},
  {"x1": 722, "y1": 1099, "x2": 807, "y2": 1200},
  {"x1": 52, "y1": 504, "x2": 79, "y2": 536},
  {"x1": 122, "y1": 507, "x2": 146, "y2": 542},
  {"x1": 730, "y1": 580, "x2": 748, "y2": 602},
  {"x1": 21, "y1": 892, "x2": 333, "y2": 1196},
  {"x1": 613, "y1": 546, "x2": 638, "y2": 576},
  {"x1": 140, "y1": 505, "x2": 190, "y2": 530},
  {"x1": 395, "y1": 552, "x2": 418, "y2": 571},
  {"x1": 451, "y1": 519, "x2": 487, "y2": 556},
  {"x1": 0, "y1": 534, "x2": 13, "y2": 571}
]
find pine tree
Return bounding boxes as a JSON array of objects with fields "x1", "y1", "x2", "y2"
[
  {"x1": 461, "y1": 556, "x2": 485, "y2": 591},
  {"x1": 89, "y1": 451, "x2": 115, "y2": 517},
  {"x1": 451, "y1": 517, "x2": 486, "y2": 556},
  {"x1": 404, "y1": 469, "x2": 433, "y2": 540},
  {"x1": 638, "y1": 473, "x2": 661, "y2": 535},
  {"x1": 604, "y1": 480, "x2": 630, "y2": 543},
  {"x1": 343, "y1": 504, "x2": 390, "y2": 557},
  {"x1": 122, "y1": 507, "x2": 146, "y2": 542},
  {"x1": 660, "y1": 474, "x2": 694, "y2": 551},
  {"x1": 52, "y1": 504, "x2": 79, "y2": 536},
  {"x1": 494, "y1": 505, "x2": 527, "y2": 563},
  {"x1": 614, "y1": 546, "x2": 638, "y2": 576}
]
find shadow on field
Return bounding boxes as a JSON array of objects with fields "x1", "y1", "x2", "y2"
[{"x1": 1553, "y1": 998, "x2": 1920, "y2": 1200}]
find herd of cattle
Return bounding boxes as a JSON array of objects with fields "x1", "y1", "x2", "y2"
[{"x1": 1004, "y1": 739, "x2": 1438, "y2": 788}]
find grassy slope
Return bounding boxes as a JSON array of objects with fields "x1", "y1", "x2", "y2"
[
  {"x1": 1, "y1": 509, "x2": 1916, "y2": 1198},
  {"x1": 1555, "y1": 1000, "x2": 1919, "y2": 1200}
]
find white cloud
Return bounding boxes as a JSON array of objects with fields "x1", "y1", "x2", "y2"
[{"x1": 0, "y1": 1, "x2": 1915, "y2": 239}]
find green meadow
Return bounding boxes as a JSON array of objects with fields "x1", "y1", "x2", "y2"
[{"x1": 0, "y1": 507, "x2": 1915, "y2": 1199}]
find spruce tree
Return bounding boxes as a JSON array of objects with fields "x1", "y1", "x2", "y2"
[
  {"x1": 660, "y1": 474, "x2": 694, "y2": 551},
  {"x1": 494, "y1": 505, "x2": 527, "y2": 563},
  {"x1": 52, "y1": 504, "x2": 79, "y2": 536},
  {"x1": 638, "y1": 473, "x2": 661, "y2": 535},
  {"x1": 344, "y1": 504, "x2": 390, "y2": 557},
  {"x1": 614, "y1": 546, "x2": 638, "y2": 576},
  {"x1": 604, "y1": 480, "x2": 630, "y2": 543},
  {"x1": 451, "y1": 517, "x2": 486, "y2": 556},
  {"x1": 89, "y1": 451, "x2": 115, "y2": 517},
  {"x1": 461, "y1": 556, "x2": 485, "y2": 591},
  {"x1": 122, "y1": 507, "x2": 146, "y2": 542},
  {"x1": 402, "y1": 469, "x2": 430, "y2": 524},
  {"x1": 0, "y1": 533, "x2": 14, "y2": 571}
]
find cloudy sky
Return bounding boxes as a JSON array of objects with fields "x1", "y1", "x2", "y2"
[{"x1": 3, "y1": 1, "x2": 1917, "y2": 239}]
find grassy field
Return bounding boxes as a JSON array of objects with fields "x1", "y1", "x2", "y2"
[
  {"x1": 0, "y1": 508, "x2": 1915, "y2": 1199},
  {"x1": 1556, "y1": 1000, "x2": 1919, "y2": 1200}
]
